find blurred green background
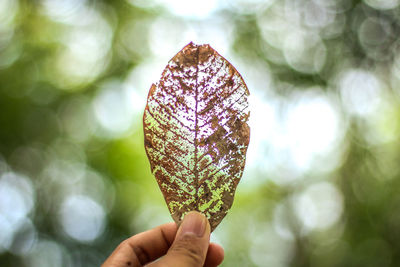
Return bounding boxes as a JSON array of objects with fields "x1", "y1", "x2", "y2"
[{"x1": 1, "y1": 0, "x2": 400, "y2": 266}]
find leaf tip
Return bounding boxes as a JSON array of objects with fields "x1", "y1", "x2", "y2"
[{"x1": 184, "y1": 41, "x2": 211, "y2": 49}]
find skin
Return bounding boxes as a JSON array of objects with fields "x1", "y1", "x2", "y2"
[{"x1": 102, "y1": 212, "x2": 224, "y2": 267}]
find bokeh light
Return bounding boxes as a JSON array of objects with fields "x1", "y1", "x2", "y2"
[
  {"x1": 0, "y1": 173, "x2": 34, "y2": 225},
  {"x1": 338, "y1": 69, "x2": 381, "y2": 117},
  {"x1": 294, "y1": 182, "x2": 344, "y2": 232},
  {"x1": 59, "y1": 195, "x2": 106, "y2": 243},
  {"x1": 24, "y1": 239, "x2": 70, "y2": 267}
]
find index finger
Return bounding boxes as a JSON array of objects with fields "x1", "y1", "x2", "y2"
[{"x1": 102, "y1": 222, "x2": 177, "y2": 267}]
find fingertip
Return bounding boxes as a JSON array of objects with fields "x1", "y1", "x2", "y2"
[
  {"x1": 177, "y1": 211, "x2": 210, "y2": 239},
  {"x1": 157, "y1": 212, "x2": 211, "y2": 266},
  {"x1": 204, "y1": 242, "x2": 224, "y2": 267},
  {"x1": 212, "y1": 243, "x2": 224, "y2": 259}
]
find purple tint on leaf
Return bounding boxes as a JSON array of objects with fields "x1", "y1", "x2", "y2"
[{"x1": 143, "y1": 42, "x2": 250, "y2": 231}]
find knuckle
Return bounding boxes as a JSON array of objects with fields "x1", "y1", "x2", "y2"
[{"x1": 120, "y1": 239, "x2": 150, "y2": 266}]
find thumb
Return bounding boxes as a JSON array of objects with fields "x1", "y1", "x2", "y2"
[{"x1": 153, "y1": 211, "x2": 210, "y2": 267}]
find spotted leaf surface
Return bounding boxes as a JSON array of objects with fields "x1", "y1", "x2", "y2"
[{"x1": 143, "y1": 42, "x2": 250, "y2": 231}]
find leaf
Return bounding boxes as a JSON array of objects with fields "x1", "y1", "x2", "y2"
[{"x1": 143, "y1": 42, "x2": 250, "y2": 231}]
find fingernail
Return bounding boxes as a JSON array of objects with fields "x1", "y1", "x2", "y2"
[{"x1": 179, "y1": 211, "x2": 207, "y2": 237}]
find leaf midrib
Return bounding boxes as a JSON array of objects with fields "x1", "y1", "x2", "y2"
[{"x1": 194, "y1": 46, "x2": 200, "y2": 208}]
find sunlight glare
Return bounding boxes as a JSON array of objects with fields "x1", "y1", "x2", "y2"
[{"x1": 285, "y1": 91, "x2": 342, "y2": 170}]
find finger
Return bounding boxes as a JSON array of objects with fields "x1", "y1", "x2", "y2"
[
  {"x1": 204, "y1": 243, "x2": 224, "y2": 267},
  {"x1": 148, "y1": 211, "x2": 210, "y2": 267},
  {"x1": 102, "y1": 222, "x2": 177, "y2": 267}
]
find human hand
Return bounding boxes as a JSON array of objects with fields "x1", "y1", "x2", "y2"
[{"x1": 102, "y1": 211, "x2": 224, "y2": 267}]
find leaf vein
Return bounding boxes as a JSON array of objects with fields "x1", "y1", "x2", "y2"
[{"x1": 145, "y1": 109, "x2": 195, "y2": 146}]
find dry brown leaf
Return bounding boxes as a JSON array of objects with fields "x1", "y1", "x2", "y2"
[{"x1": 143, "y1": 42, "x2": 250, "y2": 231}]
